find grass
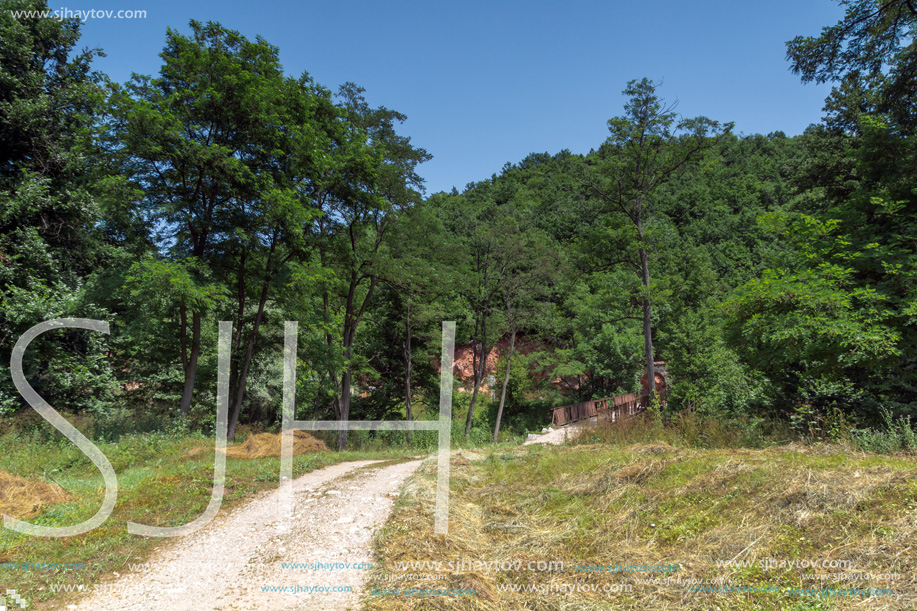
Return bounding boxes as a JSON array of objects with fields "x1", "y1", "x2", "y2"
[
  {"x1": 0, "y1": 405, "x2": 527, "y2": 610},
  {"x1": 572, "y1": 407, "x2": 798, "y2": 450},
  {"x1": 364, "y1": 415, "x2": 917, "y2": 611},
  {"x1": 0, "y1": 413, "x2": 416, "y2": 609},
  {"x1": 7, "y1": 405, "x2": 916, "y2": 610}
]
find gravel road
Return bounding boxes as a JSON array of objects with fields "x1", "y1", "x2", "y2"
[
  {"x1": 522, "y1": 417, "x2": 596, "y2": 445},
  {"x1": 65, "y1": 458, "x2": 422, "y2": 611}
]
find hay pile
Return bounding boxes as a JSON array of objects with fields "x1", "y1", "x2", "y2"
[
  {"x1": 224, "y1": 430, "x2": 328, "y2": 459},
  {"x1": 182, "y1": 430, "x2": 329, "y2": 460},
  {"x1": 0, "y1": 471, "x2": 71, "y2": 519}
]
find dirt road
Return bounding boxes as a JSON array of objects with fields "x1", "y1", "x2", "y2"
[
  {"x1": 522, "y1": 417, "x2": 595, "y2": 445},
  {"x1": 65, "y1": 458, "x2": 422, "y2": 611}
]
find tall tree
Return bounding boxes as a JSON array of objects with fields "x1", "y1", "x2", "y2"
[
  {"x1": 312, "y1": 84, "x2": 430, "y2": 450},
  {"x1": 722, "y1": 1, "x2": 917, "y2": 422},
  {"x1": 585, "y1": 78, "x2": 731, "y2": 399},
  {"x1": 109, "y1": 21, "x2": 283, "y2": 417},
  {"x1": 224, "y1": 75, "x2": 329, "y2": 440},
  {"x1": 109, "y1": 21, "x2": 324, "y2": 432},
  {"x1": 460, "y1": 198, "x2": 500, "y2": 437},
  {"x1": 373, "y1": 205, "x2": 454, "y2": 442},
  {"x1": 424, "y1": 189, "x2": 497, "y2": 436}
]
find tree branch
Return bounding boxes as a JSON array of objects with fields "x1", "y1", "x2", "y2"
[{"x1": 585, "y1": 181, "x2": 638, "y2": 225}]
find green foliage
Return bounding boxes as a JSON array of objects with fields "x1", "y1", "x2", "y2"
[
  {"x1": 725, "y1": 260, "x2": 900, "y2": 392},
  {"x1": 6, "y1": 0, "x2": 917, "y2": 455},
  {"x1": 851, "y1": 406, "x2": 917, "y2": 454},
  {"x1": 125, "y1": 257, "x2": 228, "y2": 314},
  {"x1": 787, "y1": 0, "x2": 917, "y2": 134},
  {"x1": 0, "y1": 0, "x2": 125, "y2": 416},
  {"x1": 724, "y1": 103, "x2": 917, "y2": 425}
]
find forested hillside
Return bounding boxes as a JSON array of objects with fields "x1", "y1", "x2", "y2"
[{"x1": 3, "y1": 0, "x2": 916, "y2": 451}]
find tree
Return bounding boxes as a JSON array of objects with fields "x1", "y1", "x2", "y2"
[
  {"x1": 738, "y1": 1, "x2": 917, "y2": 421},
  {"x1": 0, "y1": 0, "x2": 125, "y2": 415},
  {"x1": 372, "y1": 204, "x2": 454, "y2": 442},
  {"x1": 724, "y1": 211, "x2": 904, "y2": 419},
  {"x1": 585, "y1": 78, "x2": 731, "y2": 400},
  {"x1": 310, "y1": 84, "x2": 430, "y2": 450},
  {"x1": 725, "y1": 115, "x2": 917, "y2": 421},
  {"x1": 787, "y1": 0, "x2": 917, "y2": 133},
  {"x1": 425, "y1": 188, "x2": 502, "y2": 437},
  {"x1": 109, "y1": 21, "x2": 285, "y2": 418},
  {"x1": 223, "y1": 75, "x2": 329, "y2": 440},
  {"x1": 110, "y1": 22, "x2": 324, "y2": 436},
  {"x1": 647, "y1": 133, "x2": 804, "y2": 415},
  {"x1": 491, "y1": 212, "x2": 557, "y2": 442}
]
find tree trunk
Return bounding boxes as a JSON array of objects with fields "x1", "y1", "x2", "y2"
[
  {"x1": 317, "y1": 218, "x2": 343, "y2": 435},
  {"x1": 179, "y1": 299, "x2": 188, "y2": 371},
  {"x1": 227, "y1": 265, "x2": 272, "y2": 441},
  {"x1": 638, "y1": 242, "x2": 656, "y2": 401},
  {"x1": 227, "y1": 248, "x2": 247, "y2": 428},
  {"x1": 322, "y1": 290, "x2": 342, "y2": 422},
  {"x1": 313, "y1": 375, "x2": 324, "y2": 420},
  {"x1": 336, "y1": 274, "x2": 377, "y2": 451},
  {"x1": 493, "y1": 329, "x2": 516, "y2": 443},
  {"x1": 330, "y1": 372, "x2": 341, "y2": 419},
  {"x1": 178, "y1": 309, "x2": 201, "y2": 417},
  {"x1": 179, "y1": 217, "x2": 211, "y2": 419},
  {"x1": 403, "y1": 299, "x2": 412, "y2": 444},
  {"x1": 464, "y1": 312, "x2": 488, "y2": 436},
  {"x1": 335, "y1": 308, "x2": 357, "y2": 451},
  {"x1": 336, "y1": 346, "x2": 352, "y2": 451},
  {"x1": 234, "y1": 249, "x2": 247, "y2": 353}
]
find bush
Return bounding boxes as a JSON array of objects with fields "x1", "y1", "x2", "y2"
[
  {"x1": 572, "y1": 408, "x2": 795, "y2": 449},
  {"x1": 851, "y1": 407, "x2": 917, "y2": 454}
]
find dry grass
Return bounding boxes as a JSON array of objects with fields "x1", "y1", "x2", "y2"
[
  {"x1": 0, "y1": 470, "x2": 71, "y2": 519},
  {"x1": 365, "y1": 443, "x2": 917, "y2": 611},
  {"x1": 224, "y1": 430, "x2": 328, "y2": 458},
  {"x1": 182, "y1": 430, "x2": 328, "y2": 459}
]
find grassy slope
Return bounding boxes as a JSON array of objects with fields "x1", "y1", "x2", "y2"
[{"x1": 365, "y1": 439, "x2": 917, "y2": 611}]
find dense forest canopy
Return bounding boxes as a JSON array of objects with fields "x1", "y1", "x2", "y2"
[{"x1": 2, "y1": 0, "x2": 916, "y2": 447}]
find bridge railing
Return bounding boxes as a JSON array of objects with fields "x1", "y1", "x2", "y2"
[{"x1": 550, "y1": 389, "x2": 667, "y2": 427}]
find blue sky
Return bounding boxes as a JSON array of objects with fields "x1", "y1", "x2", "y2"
[{"x1": 73, "y1": 0, "x2": 844, "y2": 194}]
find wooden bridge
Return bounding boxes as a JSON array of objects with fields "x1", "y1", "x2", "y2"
[{"x1": 550, "y1": 390, "x2": 665, "y2": 427}]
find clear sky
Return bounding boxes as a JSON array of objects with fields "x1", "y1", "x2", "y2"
[{"x1": 73, "y1": 0, "x2": 844, "y2": 194}]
